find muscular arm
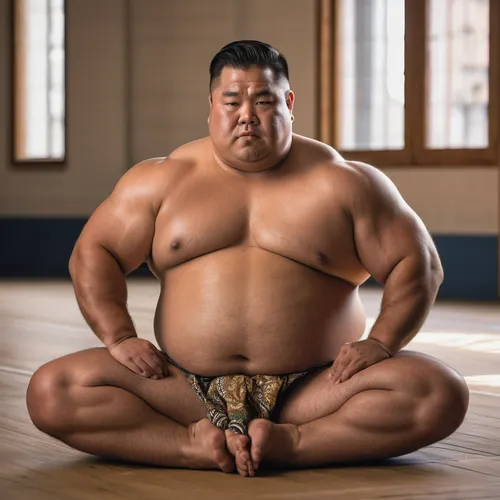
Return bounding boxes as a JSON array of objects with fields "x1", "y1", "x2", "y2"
[
  {"x1": 348, "y1": 162, "x2": 444, "y2": 355},
  {"x1": 69, "y1": 159, "x2": 163, "y2": 347}
]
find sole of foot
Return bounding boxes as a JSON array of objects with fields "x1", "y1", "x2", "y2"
[
  {"x1": 248, "y1": 419, "x2": 300, "y2": 469},
  {"x1": 186, "y1": 418, "x2": 235, "y2": 473}
]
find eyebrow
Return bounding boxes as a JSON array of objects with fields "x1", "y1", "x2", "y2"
[
  {"x1": 254, "y1": 90, "x2": 275, "y2": 98},
  {"x1": 220, "y1": 89, "x2": 276, "y2": 98}
]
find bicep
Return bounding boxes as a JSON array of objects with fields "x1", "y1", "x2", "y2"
[
  {"x1": 351, "y1": 166, "x2": 438, "y2": 284},
  {"x1": 74, "y1": 166, "x2": 159, "y2": 275},
  {"x1": 77, "y1": 197, "x2": 155, "y2": 274}
]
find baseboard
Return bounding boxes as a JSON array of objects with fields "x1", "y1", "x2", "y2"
[{"x1": 0, "y1": 218, "x2": 497, "y2": 300}]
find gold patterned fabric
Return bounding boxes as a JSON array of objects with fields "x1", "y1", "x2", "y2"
[{"x1": 165, "y1": 353, "x2": 329, "y2": 435}]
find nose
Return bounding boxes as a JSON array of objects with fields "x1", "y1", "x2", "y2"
[{"x1": 238, "y1": 102, "x2": 259, "y2": 126}]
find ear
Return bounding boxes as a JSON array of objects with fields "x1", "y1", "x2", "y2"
[
  {"x1": 286, "y1": 90, "x2": 295, "y2": 113},
  {"x1": 208, "y1": 95, "x2": 212, "y2": 124}
]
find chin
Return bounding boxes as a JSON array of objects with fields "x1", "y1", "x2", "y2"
[
  {"x1": 235, "y1": 146, "x2": 269, "y2": 163},
  {"x1": 238, "y1": 152, "x2": 265, "y2": 163}
]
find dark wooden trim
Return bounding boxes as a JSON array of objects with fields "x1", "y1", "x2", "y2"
[
  {"x1": 489, "y1": 0, "x2": 499, "y2": 164},
  {"x1": 124, "y1": 0, "x2": 133, "y2": 169},
  {"x1": 412, "y1": 0, "x2": 498, "y2": 166},
  {"x1": 494, "y1": 0, "x2": 500, "y2": 298},
  {"x1": 337, "y1": 150, "x2": 411, "y2": 166},
  {"x1": 318, "y1": 0, "x2": 334, "y2": 145},
  {"x1": 405, "y1": 0, "x2": 425, "y2": 164},
  {"x1": 10, "y1": 0, "x2": 68, "y2": 167},
  {"x1": 318, "y1": 0, "x2": 498, "y2": 168}
]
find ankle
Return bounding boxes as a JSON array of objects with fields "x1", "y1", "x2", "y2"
[
  {"x1": 175, "y1": 424, "x2": 194, "y2": 468},
  {"x1": 267, "y1": 423, "x2": 301, "y2": 465}
]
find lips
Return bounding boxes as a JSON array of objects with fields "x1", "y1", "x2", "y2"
[{"x1": 238, "y1": 132, "x2": 259, "y2": 138}]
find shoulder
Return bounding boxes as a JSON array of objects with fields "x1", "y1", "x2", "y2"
[
  {"x1": 335, "y1": 161, "x2": 412, "y2": 220},
  {"x1": 291, "y1": 134, "x2": 344, "y2": 164},
  {"x1": 297, "y1": 150, "x2": 408, "y2": 214},
  {"x1": 290, "y1": 137, "x2": 390, "y2": 189},
  {"x1": 119, "y1": 137, "x2": 211, "y2": 189},
  {"x1": 115, "y1": 157, "x2": 183, "y2": 194},
  {"x1": 110, "y1": 151, "x2": 198, "y2": 214}
]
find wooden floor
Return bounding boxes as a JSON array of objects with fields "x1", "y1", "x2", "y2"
[{"x1": 1, "y1": 280, "x2": 500, "y2": 499}]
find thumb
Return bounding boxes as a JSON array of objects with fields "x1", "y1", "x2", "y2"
[{"x1": 157, "y1": 349, "x2": 170, "y2": 375}]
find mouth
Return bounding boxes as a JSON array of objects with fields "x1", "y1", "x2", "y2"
[
  {"x1": 238, "y1": 131, "x2": 259, "y2": 138},
  {"x1": 238, "y1": 135, "x2": 260, "y2": 142}
]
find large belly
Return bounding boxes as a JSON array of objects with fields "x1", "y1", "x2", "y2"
[{"x1": 154, "y1": 246, "x2": 366, "y2": 376}]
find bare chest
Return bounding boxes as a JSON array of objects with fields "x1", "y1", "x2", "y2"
[{"x1": 150, "y1": 176, "x2": 368, "y2": 284}]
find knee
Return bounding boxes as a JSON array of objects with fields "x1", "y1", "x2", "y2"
[
  {"x1": 415, "y1": 366, "x2": 469, "y2": 443},
  {"x1": 26, "y1": 362, "x2": 74, "y2": 436}
]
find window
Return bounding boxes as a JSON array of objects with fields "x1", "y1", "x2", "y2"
[
  {"x1": 319, "y1": 0, "x2": 499, "y2": 166},
  {"x1": 12, "y1": 0, "x2": 66, "y2": 163}
]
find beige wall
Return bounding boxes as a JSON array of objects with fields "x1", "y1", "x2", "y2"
[
  {"x1": 0, "y1": 0, "x2": 497, "y2": 236},
  {"x1": 0, "y1": 0, "x2": 128, "y2": 216},
  {"x1": 130, "y1": 0, "x2": 316, "y2": 162},
  {"x1": 383, "y1": 168, "x2": 498, "y2": 235}
]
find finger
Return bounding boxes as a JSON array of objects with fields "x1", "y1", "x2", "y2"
[
  {"x1": 152, "y1": 348, "x2": 169, "y2": 377},
  {"x1": 331, "y1": 354, "x2": 353, "y2": 383},
  {"x1": 134, "y1": 358, "x2": 156, "y2": 378},
  {"x1": 330, "y1": 344, "x2": 352, "y2": 380},
  {"x1": 126, "y1": 360, "x2": 146, "y2": 377},
  {"x1": 329, "y1": 355, "x2": 345, "y2": 381},
  {"x1": 142, "y1": 354, "x2": 165, "y2": 377},
  {"x1": 339, "y1": 360, "x2": 365, "y2": 383}
]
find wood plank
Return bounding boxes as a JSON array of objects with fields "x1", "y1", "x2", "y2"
[{"x1": 1, "y1": 282, "x2": 500, "y2": 500}]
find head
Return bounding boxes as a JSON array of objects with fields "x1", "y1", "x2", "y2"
[{"x1": 208, "y1": 40, "x2": 295, "y2": 173}]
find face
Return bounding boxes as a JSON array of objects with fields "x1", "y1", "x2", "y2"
[{"x1": 209, "y1": 66, "x2": 294, "y2": 172}]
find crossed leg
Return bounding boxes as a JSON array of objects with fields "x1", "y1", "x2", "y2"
[
  {"x1": 26, "y1": 348, "x2": 235, "y2": 472},
  {"x1": 229, "y1": 351, "x2": 469, "y2": 474},
  {"x1": 27, "y1": 349, "x2": 469, "y2": 476}
]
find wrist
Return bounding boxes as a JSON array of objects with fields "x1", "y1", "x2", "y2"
[
  {"x1": 105, "y1": 332, "x2": 137, "y2": 349},
  {"x1": 367, "y1": 337, "x2": 394, "y2": 357}
]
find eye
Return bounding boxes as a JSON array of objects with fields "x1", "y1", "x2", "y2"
[
  {"x1": 225, "y1": 102, "x2": 239, "y2": 107},
  {"x1": 256, "y1": 101, "x2": 273, "y2": 105}
]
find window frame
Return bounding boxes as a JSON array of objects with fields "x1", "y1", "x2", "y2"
[
  {"x1": 10, "y1": 0, "x2": 68, "y2": 167},
  {"x1": 318, "y1": 0, "x2": 500, "y2": 167}
]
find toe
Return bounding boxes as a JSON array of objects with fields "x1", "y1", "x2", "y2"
[
  {"x1": 237, "y1": 451, "x2": 251, "y2": 477},
  {"x1": 251, "y1": 446, "x2": 262, "y2": 469},
  {"x1": 247, "y1": 459, "x2": 256, "y2": 477},
  {"x1": 238, "y1": 435, "x2": 249, "y2": 450}
]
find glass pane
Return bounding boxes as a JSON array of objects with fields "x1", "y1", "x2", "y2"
[
  {"x1": 338, "y1": 0, "x2": 405, "y2": 151},
  {"x1": 14, "y1": 0, "x2": 66, "y2": 161},
  {"x1": 427, "y1": 0, "x2": 489, "y2": 149}
]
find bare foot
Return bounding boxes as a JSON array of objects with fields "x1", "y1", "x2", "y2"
[
  {"x1": 225, "y1": 430, "x2": 255, "y2": 477},
  {"x1": 185, "y1": 419, "x2": 235, "y2": 473},
  {"x1": 248, "y1": 419, "x2": 300, "y2": 469}
]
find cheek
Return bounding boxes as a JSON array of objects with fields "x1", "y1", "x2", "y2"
[
  {"x1": 213, "y1": 111, "x2": 235, "y2": 134},
  {"x1": 267, "y1": 112, "x2": 288, "y2": 137}
]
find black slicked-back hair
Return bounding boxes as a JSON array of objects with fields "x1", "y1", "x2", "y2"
[{"x1": 209, "y1": 40, "x2": 289, "y2": 90}]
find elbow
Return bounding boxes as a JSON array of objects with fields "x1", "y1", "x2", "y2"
[
  {"x1": 428, "y1": 252, "x2": 444, "y2": 293},
  {"x1": 68, "y1": 245, "x2": 80, "y2": 281}
]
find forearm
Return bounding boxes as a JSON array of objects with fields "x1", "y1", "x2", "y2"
[
  {"x1": 69, "y1": 244, "x2": 137, "y2": 347},
  {"x1": 368, "y1": 256, "x2": 443, "y2": 355}
]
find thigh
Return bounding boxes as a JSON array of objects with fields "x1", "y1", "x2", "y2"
[
  {"x1": 37, "y1": 347, "x2": 207, "y2": 426},
  {"x1": 276, "y1": 351, "x2": 466, "y2": 426}
]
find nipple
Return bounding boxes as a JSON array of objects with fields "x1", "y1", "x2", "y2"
[
  {"x1": 318, "y1": 252, "x2": 329, "y2": 266},
  {"x1": 171, "y1": 240, "x2": 181, "y2": 250}
]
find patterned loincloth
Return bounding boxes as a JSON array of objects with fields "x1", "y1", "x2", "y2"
[{"x1": 164, "y1": 353, "x2": 330, "y2": 435}]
